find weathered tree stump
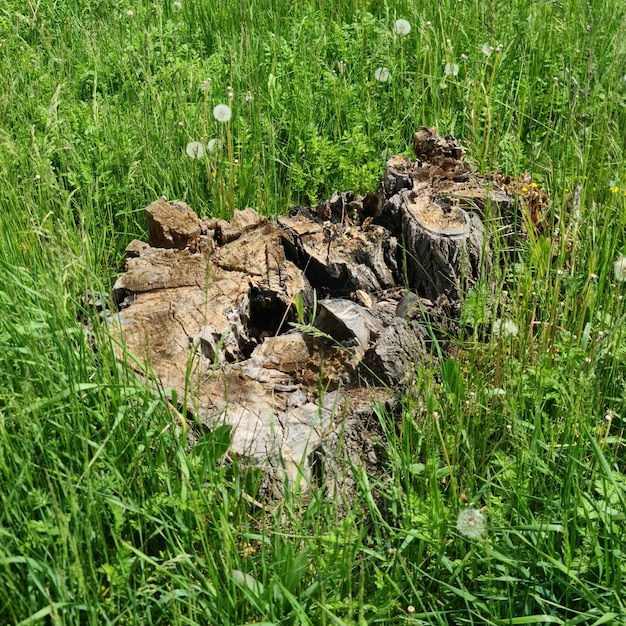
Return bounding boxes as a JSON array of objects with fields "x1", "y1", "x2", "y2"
[{"x1": 108, "y1": 128, "x2": 526, "y2": 498}]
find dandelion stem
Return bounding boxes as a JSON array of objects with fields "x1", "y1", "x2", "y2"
[{"x1": 434, "y1": 413, "x2": 458, "y2": 502}]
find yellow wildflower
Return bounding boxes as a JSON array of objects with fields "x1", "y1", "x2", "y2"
[{"x1": 610, "y1": 186, "x2": 619, "y2": 193}]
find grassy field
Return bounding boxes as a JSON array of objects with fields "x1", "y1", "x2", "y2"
[{"x1": 1, "y1": 0, "x2": 626, "y2": 623}]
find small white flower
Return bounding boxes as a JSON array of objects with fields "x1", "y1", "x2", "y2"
[
  {"x1": 213, "y1": 103, "x2": 232, "y2": 123},
  {"x1": 444, "y1": 62, "x2": 460, "y2": 77},
  {"x1": 186, "y1": 141, "x2": 205, "y2": 159},
  {"x1": 614, "y1": 256, "x2": 626, "y2": 282},
  {"x1": 206, "y1": 138, "x2": 218, "y2": 152},
  {"x1": 126, "y1": 8, "x2": 134, "y2": 18},
  {"x1": 481, "y1": 43, "x2": 494, "y2": 57},
  {"x1": 393, "y1": 19, "x2": 411, "y2": 35},
  {"x1": 337, "y1": 60, "x2": 346, "y2": 75},
  {"x1": 374, "y1": 67, "x2": 390, "y2": 82},
  {"x1": 172, "y1": 1, "x2": 182, "y2": 12},
  {"x1": 456, "y1": 507, "x2": 487, "y2": 538},
  {"x1": 493, "y1": 318, "x2": 518, "y2": 338}
]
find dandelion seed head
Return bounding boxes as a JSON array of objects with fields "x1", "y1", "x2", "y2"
[
  {"x1": 207, "y1": 138, "x2": 218, "y2": 152},
  {"x1": 481, "y1": 43, "x2": 494, "y2": 57},
  {"x1": 374, "y1": 67, "x2": 390, "y2": 82},
  {"x1": 126, "y1": 8, "x2": 134, "y2": 18},
  {"x1": 493, "y1": 318, "x2": 518, "y2": 338},
  {"x1": 200, "y1": 78, "x2": 211, "y2": 91},
  {"x1": 172, "y1": 1, "x2": 182, "y2": 12},
  {"x1": 213, "y1": 103, "x2": 232, "y2": 123},
  {"x1": 456, "y1": 507, "x2": 487, "y2": 538},
  {"x1": 614, "y1": 256, "x2": 626, "y2": 282},
  {"x1": 393, "y1": 19, "x2": 411, "y2": 35},
  {"x1": 444, "y1": 62, "x2": 460, "y2": 77},
  {"x1": 245, "y1": 90, "x2": 253, "y2": 102},
  {"x1": 186, "y1": 141, "x2": 205, "y2": 159}
]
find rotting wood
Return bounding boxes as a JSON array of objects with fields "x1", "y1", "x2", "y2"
[{"x1": 108, "y1": 128, "x2": 533, "y2": 499}]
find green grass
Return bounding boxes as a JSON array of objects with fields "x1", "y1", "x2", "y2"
[{"x1": 1, "y1": 0, "x2": 626, "y2": 623}]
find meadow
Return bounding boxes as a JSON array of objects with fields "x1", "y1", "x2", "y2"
[{"x1": 1, "y1": 0, "x2": 626, "y2": 623}]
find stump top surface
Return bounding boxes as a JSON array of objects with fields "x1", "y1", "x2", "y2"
[{"x1": 406, "y1": 194, "x2": 470, "y2": 236}]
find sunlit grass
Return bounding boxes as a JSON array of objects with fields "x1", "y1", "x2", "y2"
[{"x1": 1, "y1": 0, "x2": 626, "y2": 623}]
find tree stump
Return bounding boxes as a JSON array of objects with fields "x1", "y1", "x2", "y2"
[{"x1": 107, "y1": 128, "x2": 526, "y2": 498}]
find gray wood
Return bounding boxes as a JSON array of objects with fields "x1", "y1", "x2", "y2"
[{"x1": 108, "y1": 128, "x2": 521, "y2": 499}]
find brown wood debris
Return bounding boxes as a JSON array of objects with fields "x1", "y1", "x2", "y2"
[{"x1": 108, "y1": 128, "x2": 529, "y2": 498}]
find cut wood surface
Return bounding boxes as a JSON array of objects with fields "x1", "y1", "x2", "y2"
[{"x1": 109, "y1": 128, "x2": 524, "y2": 497}]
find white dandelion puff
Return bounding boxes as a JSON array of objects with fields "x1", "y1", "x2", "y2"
[
  {"x1": 493, "y1": 318, "x2": 518, "y2": 338},
  {"x1": 374, "y1": 67, "x2": 390, "y2": 82},
  {"x1": 456, "y1": 507, "x2": 487, "y2": 538},
  {"x1": 213, "y1": 103, "x2": 232, "y2": 123},
  {"x1": 393, "y1": 19, "x2": 411, "y2": 35},
  {"x1": 186, "y1": 141, "x2": 205, "y2": 159},
  {"x1": 481, "y1": 43, "x2": 494, "y2": 57},
  {"x1": 206, "y1": 138, "x2": 218, "y2": 153},
  {"x1": 172, "y1": 1, "x2": 182, "y2": 12},
  {"x1": 126, "y1": 8, "x2": 134, "y2": 18},
  {"x1": 444, "y1": 62, "x2": 460, "y2": 77},
  {"x1": 614, "y1": 256, "x2": 626, "y2": 282}
]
